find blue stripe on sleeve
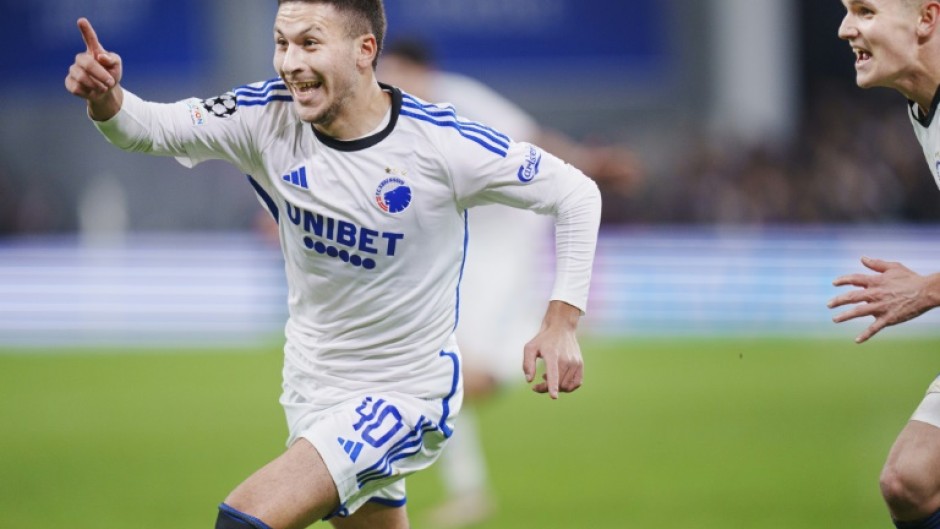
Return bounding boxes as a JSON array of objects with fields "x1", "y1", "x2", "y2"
[
  {"x1": 235, "y1": 78, "x2": 285, "y2": 94},
  {"x1": 400, "y1": 110, "x2": 508, "y2": 157},
  {"x1": 233, "y1": 78, "x2": 292, "y2": 108},
  {"x1": 401, "y1": 99, "x2": 510, "y2": 147},
  {"x1": 237, "y1": 95, "x2": 294, "y2": 107},
  {"x1": 402, "y1": 96, "x2": 511, "y2": 144},
  {"x1": 399, "y1": 95, "x2": 510, "y2": 157},
  {"x1": 235, "y1": 83, "x2": 288, "y2": 97}
]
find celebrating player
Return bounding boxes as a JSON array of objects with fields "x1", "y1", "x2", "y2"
[
  {"x1": 64, "y1": 1, "x2": 602, "y2": 528},
  {"x1": 830, "y1": 1, "x2": 940, "y2": 527}
]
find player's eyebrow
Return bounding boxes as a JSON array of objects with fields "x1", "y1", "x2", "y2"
[{"x1": 275, "y1": 24, "x2": 326, "y2": 38}]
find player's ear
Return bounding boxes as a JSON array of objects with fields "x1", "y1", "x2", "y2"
[
  {"x1": 357, "y1": 34, "x2": 379, "y2": 71},
  {"x1": 916, "y1": 2, "x2": 940, "y2": 38}
]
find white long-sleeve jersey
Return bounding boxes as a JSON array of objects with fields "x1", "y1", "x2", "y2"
[
  {"x1": 910, "y1": 91, "x2": 940, "y2": 191},
  {"x1": 93, "y1": 80, "x2": 601, "y2": 406}
]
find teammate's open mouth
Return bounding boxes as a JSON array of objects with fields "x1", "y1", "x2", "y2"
[{"x1": 854, "y1": 48, "x2": 872, "y2": 66}]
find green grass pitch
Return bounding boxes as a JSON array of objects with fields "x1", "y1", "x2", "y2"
[{"x1": 2, "y1": 336, "x2": 938, "y2": 528}]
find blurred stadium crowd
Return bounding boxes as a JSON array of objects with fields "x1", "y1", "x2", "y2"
[
  {"x1": 0, "y1": 163, "x2": 59, "y2": 235},
  {"x1": 1, "y1": 0, "x2": 937, "y2": 235},
  {"x1": 602, "y1": 84, "x2": 940, "y2": 226},
  {"x1": 1, "y1": 85, "x2": 934, "y2": 234}
]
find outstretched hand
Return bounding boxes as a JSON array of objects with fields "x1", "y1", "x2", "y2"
[
  {"x1": 828, "y1": 257, "x2": 940, "y2": 343},
  {"x1": 64, "y1": 18, "x2": 124, "y2": 119},
  {"x1": 522, "y1": 301, "x2": 584, "y2": 399}
]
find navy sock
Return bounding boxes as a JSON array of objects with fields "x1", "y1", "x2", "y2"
[
  {"x1": 895, "y1": 508, "x2": 940, "y2": 529},
  {"x1": 216, "y1": 503, "x2": 273, "y2": 529}
]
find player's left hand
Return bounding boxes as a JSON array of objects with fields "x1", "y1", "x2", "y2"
[
  {"x1": 523, "y1": 301, "x2": 584, "y2": 399},
  {"x1": 828, "y1": 256, "x2": 939, "y2": 343},
  {"x1": 66, "y1": 18, "x2": 123, "y2": 101}
]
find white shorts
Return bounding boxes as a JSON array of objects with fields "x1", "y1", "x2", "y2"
[
  {"x1": 282, "y1": 387, "x2": 458, "y2": 518},
  {"x1": 910, "y1": 375, "x2": 940, "y2": 428}
]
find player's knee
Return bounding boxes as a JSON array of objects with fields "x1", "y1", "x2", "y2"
[
  {"x1": 216, "y1": 503, "x2": 273, "y2": 529},
  {"x1": 880, "y1": 463, "x2": 936, "y2": 517}
]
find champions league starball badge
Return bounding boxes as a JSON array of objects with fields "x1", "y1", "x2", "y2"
[{"x1": 202, "y1": 93, "x2": 238, "y2": 118}]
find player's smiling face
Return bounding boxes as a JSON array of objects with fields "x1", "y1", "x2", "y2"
[
  {"x1": 273, "y1": 2, "x2": 363, "y2": 126},
  {"x1": 838, "y1": 0, "x2": 921, "y2": 89}
]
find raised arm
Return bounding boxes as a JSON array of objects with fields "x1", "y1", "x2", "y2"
[{"x1": 64, "y1": 18, "x2": 124, "y2": 121}]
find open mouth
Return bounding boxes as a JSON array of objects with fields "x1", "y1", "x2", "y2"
[
  {"x1": 854, "y1": 47, "x2": 872, "y2": 66},
  {"x1": 291, "y1": 80, "x2": 323, "y2": 94}
]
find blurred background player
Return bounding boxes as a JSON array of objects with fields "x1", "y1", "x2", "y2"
[
  {"x1": 829, "y1": 1, "x2": 940, "y2": 528},
  {"x1": 377, "y1": 37, "x2": 641, "y2": 529}
]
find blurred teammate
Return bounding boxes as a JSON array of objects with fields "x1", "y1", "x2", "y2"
[
  {"x1": 64, "y1": 1, "x2": 602, "y2": 528},
  {"x1": 830, "y1": 1, "x2": 940, "y2": 527},
  {"x1": 377, "y1": 38, "x2": 638, "y2": 528}
]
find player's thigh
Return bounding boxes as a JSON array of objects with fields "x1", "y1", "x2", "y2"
[
  {"x1": 893, "y1": 388, "x2": 940, "y2": 482},
  {"x1": 224, "y1": 438, "x2": 340, "y2": 529},
  {"x1": 329, "y1": 501, "x2": 409, "y2": 529}
]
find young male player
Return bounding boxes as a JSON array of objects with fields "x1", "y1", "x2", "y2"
[
  {"x1": 64, "y1": 1, "x2": 602, "y2": 528},
  {"x1": 831, "y1": 1, "x2": 940, "y2": 527}
]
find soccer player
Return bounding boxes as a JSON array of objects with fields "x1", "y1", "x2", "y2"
[
  {"x1": 64, "y1": 1, "x2": 602, "y2": 529},
  {"x1": 831, "y1": 1, "x2": 940, "y2": 527},
  {"x1": 377, "y1": 38, "x2": 638, "y2": 529}
]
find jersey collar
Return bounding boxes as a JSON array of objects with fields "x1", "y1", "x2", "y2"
[
  {"x1": 311, "y1": 83, "x2": 402, "y2": 152},
  {"x1": 909, "y1": 84, "x2": 940, "y2": 128}
]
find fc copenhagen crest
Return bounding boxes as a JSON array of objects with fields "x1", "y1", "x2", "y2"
[{"x1": 375, "y1": 177, "x2": 413, "y2": 214}]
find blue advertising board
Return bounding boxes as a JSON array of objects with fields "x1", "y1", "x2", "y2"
[
  {"x1": 0, "y1": 0, "x2": 670, "y2": 90},
  {"x1": 0, "y1": 0, "x2": 207, "y2": 87},
  {"x1": 384, "y1": 0, "x2": 672, "y2": 82}
]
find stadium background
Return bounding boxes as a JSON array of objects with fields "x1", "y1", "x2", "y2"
[{"x1": 2, "y1": 1, "x2": 940, "y2": 527}]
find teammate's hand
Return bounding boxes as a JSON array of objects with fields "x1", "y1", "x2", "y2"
[
  {"x1": 523, "y1": 301, "x2": 584, "y2": 399},
  {"x1": 65, "y1": 18, "x2": 124, "y2": 119},
  {"x1": 828, "y1": 257, "x2": 940, "y2": 343}
]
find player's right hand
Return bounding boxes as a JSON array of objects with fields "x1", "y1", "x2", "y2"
[
  {"x1": 828, "y1": 257, "x2": 938, "y2": 343},
  {"x1": 65, "y1": 18, "x2": 123, "y2": 103}
]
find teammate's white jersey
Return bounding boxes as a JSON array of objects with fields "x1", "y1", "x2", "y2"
[
  {"x1": 422, "y1": 70, "x2": 551, "y2": 381},
  {"x1": 93, "y1": 80, "x2": 601, "y2": 406},
  {"x1": 909, "y1": 91, "x2": 940, "y2": 191},
  {"x1": 429, "y1": 71, "x2": 540, "y2": 142}
]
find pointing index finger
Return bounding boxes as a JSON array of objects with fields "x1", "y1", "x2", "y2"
[
  {"x1": 78, "y1": 17, "x2": 104, "y2": 55},
  {"x1": 544, "y1": 358, "x2": 559, "y2": 399}
]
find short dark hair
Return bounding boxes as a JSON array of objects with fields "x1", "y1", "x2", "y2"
[{"x1": 277, "y1": 0, "x2": 387, "y2": 67}]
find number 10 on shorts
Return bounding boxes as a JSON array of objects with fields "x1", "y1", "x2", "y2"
[{"x1": 352, "y1": 397, "x2": 404, "y2": 449}]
